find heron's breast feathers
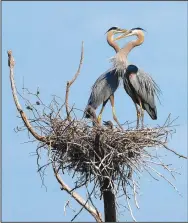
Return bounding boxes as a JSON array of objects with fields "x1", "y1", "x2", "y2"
[{"x1": 109, "y1": 54, "x2": 127, "y2": 75}]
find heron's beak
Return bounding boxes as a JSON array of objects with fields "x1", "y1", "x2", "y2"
[
  {"x1": 112, "y1": 29, "x2": 127, "y2": 39},
  {"x1": 114, "y1": 30, "x2": 133, "y2": 41},
  {"x1": 116, "y1": 28, "x2": 128, "y2": 34}
]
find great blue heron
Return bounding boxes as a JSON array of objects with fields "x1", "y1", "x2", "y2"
[
  {"x1": 84, "y1": 27, "x2": 128, "y2": 129},
  {"x1": 111, "y1": 27, "x2": 161, "y2": 128}
]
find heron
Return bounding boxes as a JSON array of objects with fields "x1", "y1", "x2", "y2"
[
  {"x1": 84, "y1": 27, "x2": 128, "y2": 129},
  {"x1": 111, "y1": 27, "x2": 161, "y2": 128},
  {"x1": 103, "y1": 120, "x2": 114, "y2": 129}
]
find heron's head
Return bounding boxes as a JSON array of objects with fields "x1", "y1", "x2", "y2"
[
  {"x1": 106, "y1": 26, "x2": 128, "y2": 40},
  {"x1": 114, "y1": 27, "x2": 146, "y2": 41}
]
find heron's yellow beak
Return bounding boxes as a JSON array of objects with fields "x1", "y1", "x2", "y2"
[
  {"x1": 115, "y1": 28, "x2": 127, "y2": 34},
  {"x1": 114, "y1": 30, "x2": 133, "y2": 41},
  {"x1": 113, "y1": 29, "x2": 128, "y2": 38}
]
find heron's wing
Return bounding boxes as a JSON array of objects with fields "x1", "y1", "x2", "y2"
[
  {"x1": 91, "y1": 68, "x2": 116, "y2": 89},
  {"x1": 129, "y1": 69, "x2": 161, "y2": 119},
  {"x1": 87, "y1": 68, "x2": 119, "y2": 109}
]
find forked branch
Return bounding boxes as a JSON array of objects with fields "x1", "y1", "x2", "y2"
[
  {"x1": 53, "y1": 166, "x2": 102, "y2": 222},
  {"x1": 65, "y1": 41, "x2": 84, "y2": 120},
  {"x1": 7, "y1": 48, "x2": 103, "y2": 222}
]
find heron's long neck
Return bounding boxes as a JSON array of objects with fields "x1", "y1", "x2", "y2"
[
  {"x1": 121, "y1": 32, "x2": 144, "y2": 58},
  {"x1": 107, "y1": 34, "x2": 120, "y2": 53}
]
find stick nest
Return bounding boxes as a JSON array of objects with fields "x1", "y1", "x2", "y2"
[{"x1": 45, "y1": 113, "x2": 175, "y2": 184}]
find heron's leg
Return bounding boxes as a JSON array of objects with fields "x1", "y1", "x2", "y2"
[
  {"x1": 109, "y1": 94, "x2": 123, "y2": 130},
  {"x1": 138, "y1": 97, "x2": 144, "y2": 128},
  {"x1": 134, "y1": 103, "x2": 140, "y2": 129},
  {"x1": 97, "y1": 100, "x2": 108, "y2": 124}
]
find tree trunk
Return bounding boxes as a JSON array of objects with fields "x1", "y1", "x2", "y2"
[
  {"x1": 95, "y1": 133, "x2": 116, "y2": 222},
  {"x1": 103, "y1": 178, "x2": 116, "y2": 222}
]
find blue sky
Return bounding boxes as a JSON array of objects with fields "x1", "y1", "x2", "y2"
[{"x1": 2, "y1": 1, "x2": 187, "y2": 222}]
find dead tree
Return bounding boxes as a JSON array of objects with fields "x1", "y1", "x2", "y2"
[{"x1": 7, "y1": 47, "x2": 187, "y2": 222}]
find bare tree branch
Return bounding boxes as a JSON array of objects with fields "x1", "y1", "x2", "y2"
[
  {"x1": 8, "y1": 48, "x2": 102, "y2": 222},
  {"x1": 65, "y1": 41, "x2": 84, "y2": 120},
  {"x1": 8, "y1": 50, "x2": 47, "y2": 142},
  {"x1": 53, "y1": 166, "x2": 103, "y2": 222}
]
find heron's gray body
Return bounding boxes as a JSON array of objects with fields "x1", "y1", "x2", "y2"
[
  {"x1": 86, "y1": 68, "x2": 120, "y2": 112},
  {"x1": 123, "y1": 64, "x2": 160, "y2": 120}
]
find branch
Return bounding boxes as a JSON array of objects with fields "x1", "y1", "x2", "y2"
[
  {"x1": 7, "y1": 50, "x2": 47, "y2": 142},
  {"x1": 64, "y1": 200, "x2": 76, "y2": 216},
  {"x1": 65, "y1": 41, "x2": 84, "y2": 120},
  {"x1": 8, "y1": 48, "x2": 102, "y2": 222},
  {"x1": 162, "y1": 144, "x2": 187, "y2": 159},
  {"x1": 149, "y1": 138, "x2": 187, "y2": 159},
  {"x1": 53, "y1": 166, "x2": 103, "y2": 222}
]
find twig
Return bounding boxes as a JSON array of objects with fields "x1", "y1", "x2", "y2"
[
  {"x1": 71, "y1": 185, "x2": 96, "y2": 222},
  {"x1": 132, "y1": 178, "x2": 139, "y2": 209},
  {"x1": 146, "y1": 164, "x2": 182, "y2": 196},
  {"x1": 64, "y1": 200, "x2": 76, "y2": 216},
  {"x1": 125, "y1": 187, "x2": 137, "y2": 222},
  {"x1": 149, "y1": 138, "x2": 187, "y2": 159}
]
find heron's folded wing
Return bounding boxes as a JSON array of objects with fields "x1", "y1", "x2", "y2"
[
  {"x1": 87, "y1": 68, "x2": 118, "y2": 108},
  {"x1": 128, "y1": 70, "x2": 157, "y2": 109}
]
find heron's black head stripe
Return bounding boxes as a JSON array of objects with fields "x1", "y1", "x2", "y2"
[
  {"x1": 106, "y1": 27, "x2": 119, "y2": 33},
  {"x1": 131, "y1": 27, "x2": 146, "y2": 32}
]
